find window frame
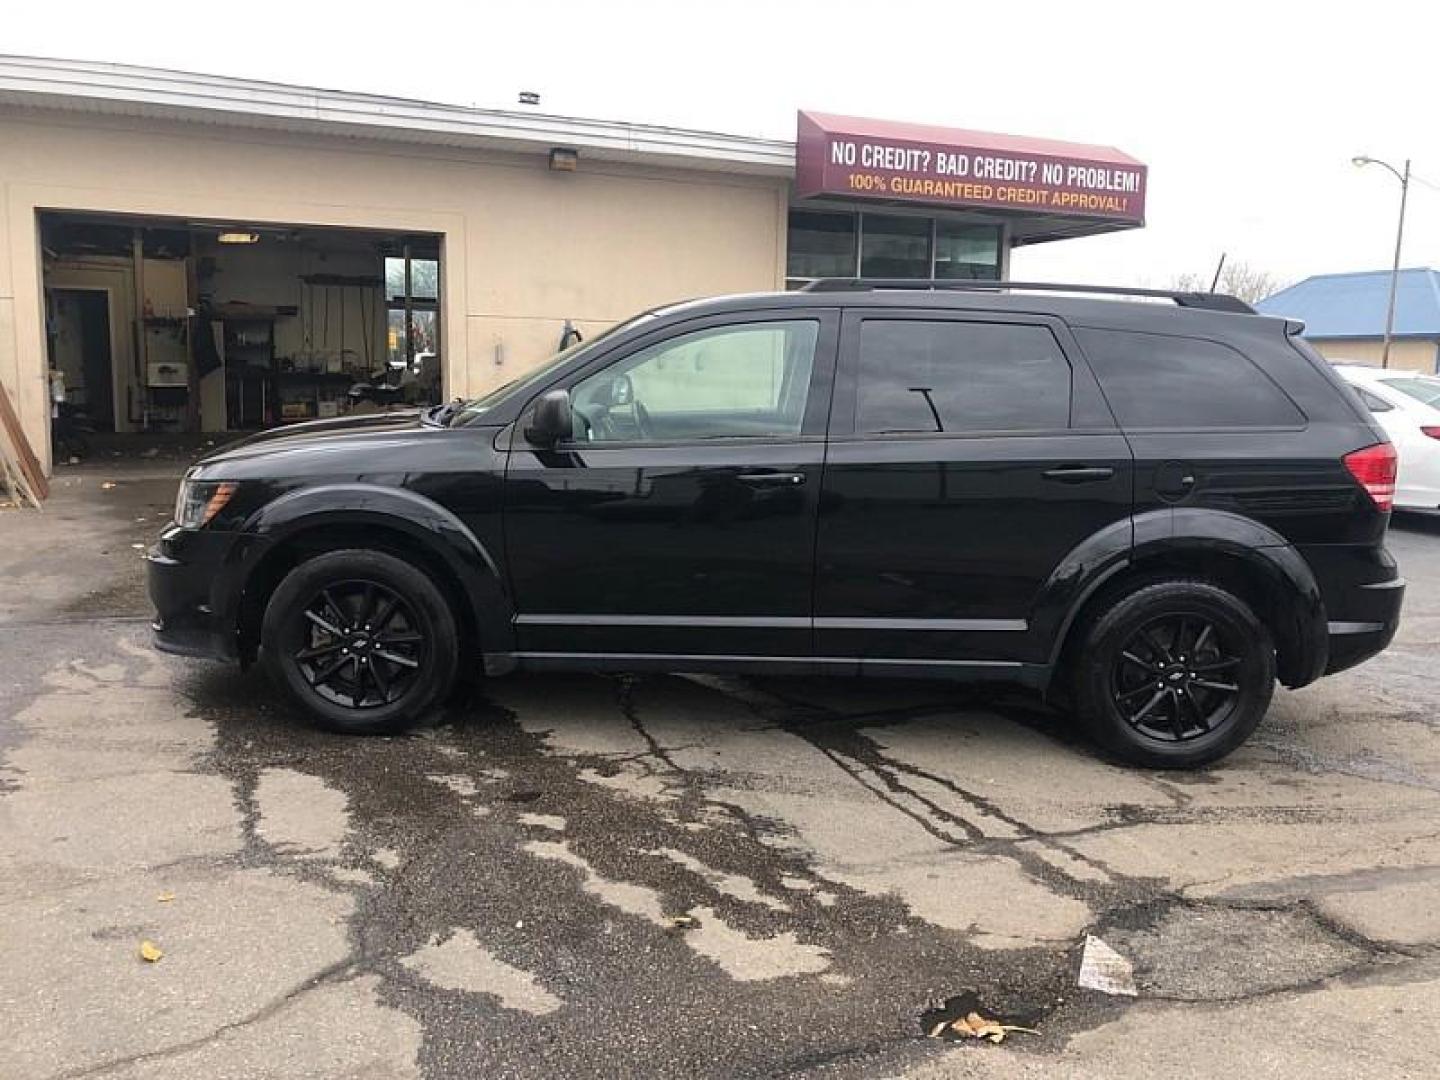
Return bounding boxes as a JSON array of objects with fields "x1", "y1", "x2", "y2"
[
  {"x1": 524, "y1": 308, "x2": 841, "y2": 450},
  {"x1": 829, "y1": 310, "x2": 1113, "y2": 442}
]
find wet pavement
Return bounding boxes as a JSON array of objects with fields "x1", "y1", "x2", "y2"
[{"x1": 2, "y1": 460, "x2": 1439, "y2": 1078}]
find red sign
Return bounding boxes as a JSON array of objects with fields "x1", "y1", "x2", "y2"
[{"x1": 796, "y1": 111, "x2": 1146, "y2": 224}]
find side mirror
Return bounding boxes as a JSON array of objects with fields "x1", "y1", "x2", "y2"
[{"x1": 525, "y1": 389, "x2": 573, "y2": 446}]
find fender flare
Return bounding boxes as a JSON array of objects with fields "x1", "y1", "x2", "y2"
[
  {"x1": 1034, "y1": 508, "x2": 1327, "y2": 686},
  {"x1": 223, "y1": 483, "x2": 514, "y2": 656}
]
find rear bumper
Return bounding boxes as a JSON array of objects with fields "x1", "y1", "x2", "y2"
[
  {"x1": 145, "y1": 528, "x2": 242, "y2": 662},
  {"x1": 1323, "y1": 576, "x2": 1405, "y2": 675}
]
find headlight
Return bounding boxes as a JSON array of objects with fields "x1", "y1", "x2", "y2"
[{"x1": 174, "y1": 475, "x2": 237, "y2": 529}]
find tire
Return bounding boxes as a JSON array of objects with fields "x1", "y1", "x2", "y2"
[
  {"x1": 261, "y1": 548, "x2": 459, "y2": 734},
  {"x1": 1072, "y1": 579, "x2": 1275, "y2": 768}
]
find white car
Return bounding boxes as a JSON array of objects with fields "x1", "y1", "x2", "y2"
[{"x1": 1334, "y1": 362, "x2": 1440, "y2": 512}]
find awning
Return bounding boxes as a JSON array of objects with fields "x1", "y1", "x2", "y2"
[{"x1": 795, "y1": 111, "x2": 1147, "y2": 243}]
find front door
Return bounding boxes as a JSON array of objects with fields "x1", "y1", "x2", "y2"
[
  {"x1": 814, "y1": 310, "x2": 1133, "y2": 670},
  {"x1": 503, "y1": 311, "x2": 839, "y2": 662}
]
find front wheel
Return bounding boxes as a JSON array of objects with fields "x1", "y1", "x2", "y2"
[
  {"x1": 1073, "y1": 579, "x2": 1275, "y2": 768},
  {"x1": 261, "y1": 549, "x2": 459, "y2": 734}
]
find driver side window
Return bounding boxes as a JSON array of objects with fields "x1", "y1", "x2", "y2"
[{"x1": 570, "y1": 320, "x2": 819, "y2": 442}]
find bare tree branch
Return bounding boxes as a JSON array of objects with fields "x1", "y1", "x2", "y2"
[{"x1": 1171, "y1": 261, "x2": 1287, "y2": 304}]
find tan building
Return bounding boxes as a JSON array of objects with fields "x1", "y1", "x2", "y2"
[{"x1": 0, "y1": 57, "x2": 1147, "y2": 476}]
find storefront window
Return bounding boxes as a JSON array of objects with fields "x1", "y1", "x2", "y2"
[
  {"x1": 860, "y1": 214, "x2": 931, "y2": 278},
  {"x1": 384, "y1": 257, "x2": 438, "y2": 300},
  {"x1": 786, "y1": 211, "x2": 856, "y2": 280},
  {"x1": 934, "y1": 222, "x2": 1001, "y2": 280},
  {"x1": 786, "y1": 211, "x2": 1002, "y2": 285}
]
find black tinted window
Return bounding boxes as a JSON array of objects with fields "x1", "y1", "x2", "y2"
[
  {"x1": 1076, "y1": 329, "x2": 1304, "y2": 429},
  {"x1": 857, "y1": 320, "x2": 1071, "y2": 434}
]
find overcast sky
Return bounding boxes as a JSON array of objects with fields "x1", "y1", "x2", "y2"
[{"x1": 8, "y1": 0, "x2": 1436, "y2": 293}]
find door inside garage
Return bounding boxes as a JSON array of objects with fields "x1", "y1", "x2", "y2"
[{"x1": 39, "y1": 212, "x2": 443, "y2": 434}]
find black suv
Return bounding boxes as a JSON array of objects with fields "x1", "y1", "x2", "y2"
[{"x1": 147, "y1": 281, "x2": 1404, "y2": 767}]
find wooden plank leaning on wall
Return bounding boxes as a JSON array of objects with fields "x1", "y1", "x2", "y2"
[{"x1": 0, "y1": 380, "x2": 49, "y2": 505}]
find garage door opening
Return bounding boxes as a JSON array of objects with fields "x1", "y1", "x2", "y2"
[{"x1": 39, "y1": 212, "x2": 444, "y2": 435}]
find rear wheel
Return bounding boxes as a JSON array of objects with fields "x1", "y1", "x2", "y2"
[
  {"x1": 261, "y1": 549, "x2": 459, "y2": 734},
  {"x1": 1073, "y1": 579, "x2": 1274, "y2": 768}
]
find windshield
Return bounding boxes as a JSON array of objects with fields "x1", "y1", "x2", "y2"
[
  {"x1": 448, "y1": 313, "x2": 657, "y2": 426},
  {"x1": 1380, "y1": 376, "x2": 1440, "y2": 409}
]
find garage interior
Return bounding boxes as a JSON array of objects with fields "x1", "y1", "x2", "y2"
[{"x1": 40, "y1": 213, "x2": 443, "y2": 435}]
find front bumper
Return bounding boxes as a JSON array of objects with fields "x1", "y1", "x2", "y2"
[
  {"x1": 145, "y1": 527, "x2": 243, "y2": 662},
  {"x1": 1323, "y1": 576, "x2": 1405, "y2": 675}
]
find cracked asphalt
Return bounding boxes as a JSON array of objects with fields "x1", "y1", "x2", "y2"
[{"x1": 2, "y1": 458, "x2": 1439, "y2": 1079}]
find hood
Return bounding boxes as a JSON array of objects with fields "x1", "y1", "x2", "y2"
[
  {"x1": 201, "y1": 410, "x2": 426, "y2": 461},
  {"x1": 191, "y1": 409, "x2": 453, "y2": 478}
]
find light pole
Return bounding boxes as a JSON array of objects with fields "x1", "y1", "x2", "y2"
[{"x1": 1353, "y1": 155, "x2": 1411, "y2": 369}]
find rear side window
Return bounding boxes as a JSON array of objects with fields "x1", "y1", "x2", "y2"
[
  {"x1": 1354, "y1": 387, "x2": 1394, "y2": 413},
  {"x1": 1380, "y1": 376, "x2": 1440, "y2": 408},
  {"x1": 1076, "y1": 328, "x2": 1305, "y2": 430},
  {"x1": 856, "y1": 320, "x2": 1071, "y2": 434}
]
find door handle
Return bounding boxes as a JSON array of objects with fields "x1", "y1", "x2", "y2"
[
  {"x1": 1042, "y1": 465, "x2": 1115, "y2": 484},
  {"x1": 736, "y1": 472, "x2": 806, "y2": 487}
]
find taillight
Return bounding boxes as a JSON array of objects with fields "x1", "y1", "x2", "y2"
[
  {"x1": 1343, "y1": 442, "x2": 1397, "y2": 511},
  {"x1": 1423, "y1": 427, "x2": 1440, "y2": 441}
]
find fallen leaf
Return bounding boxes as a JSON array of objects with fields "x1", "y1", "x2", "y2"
[
  {"x1": 139, "y1": 940, "x2": 164, "y2": 963},
  {"x1": 948, "y1": 1012, "x2": 1038, "y2": 1045},
  {"x1": 156, "y1": 892, "x2": 175, "y2": 903}
]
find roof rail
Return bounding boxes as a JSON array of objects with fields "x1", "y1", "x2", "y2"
[{"x1": 798, "y1": 278, "x2": 1256, "y2": 314}]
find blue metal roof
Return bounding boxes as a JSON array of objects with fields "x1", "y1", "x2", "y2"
[{"x1": 1255, "y1": 268, "x2": 1440, "y2": 339}]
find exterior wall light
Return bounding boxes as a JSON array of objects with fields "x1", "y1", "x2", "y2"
[
  {"x1": 549, "y1": 148, "x2": 579, "y2": 173},
  {"x1": 217, "y1": 231, "x2": 261, "y2": 244}
]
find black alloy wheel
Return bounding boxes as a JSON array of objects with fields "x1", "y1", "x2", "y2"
[
  {"x1": 1073, "y1": 578, "x2": 1275, "y2": 768},
  {"x1": 1110, "y1": 614, "x2": 1244, "y2": 743},
  {"x1": 261, "y1": 548, "x2": 459, "y2": 734},
  {"x1": 294, "y1": 579, "x2": 426, "y2": 709}
]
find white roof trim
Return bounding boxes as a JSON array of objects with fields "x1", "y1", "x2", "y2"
[{"x1": 0, "y1": 55, "x2": 796, "y2": 176}]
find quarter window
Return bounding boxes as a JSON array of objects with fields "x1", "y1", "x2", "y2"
[
  {"x1": 856, "y1": 320, "x2": 1072, "y2": 434},
  {"x1": 571, "y1": 320, "x2": 819, "y2": 442},
  {"x1": 1076, "y1": 329, "x2": 1305, "y2": 429},
  {"x1": 1355, "y1": 387, "x2": 1394, "y2": 413}
]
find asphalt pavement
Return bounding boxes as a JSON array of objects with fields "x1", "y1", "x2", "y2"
[{"x1": 2, "y1": 458, "x2": 1438, "y2": 1079}]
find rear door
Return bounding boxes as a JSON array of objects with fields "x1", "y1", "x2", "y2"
[{"x1": 814, "y1": 309, "x2": 1133, "y2": 669}]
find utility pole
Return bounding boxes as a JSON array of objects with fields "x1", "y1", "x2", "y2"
[{"x1": 1353, "y1": 156, "x2": 1411, "y2": 369}]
